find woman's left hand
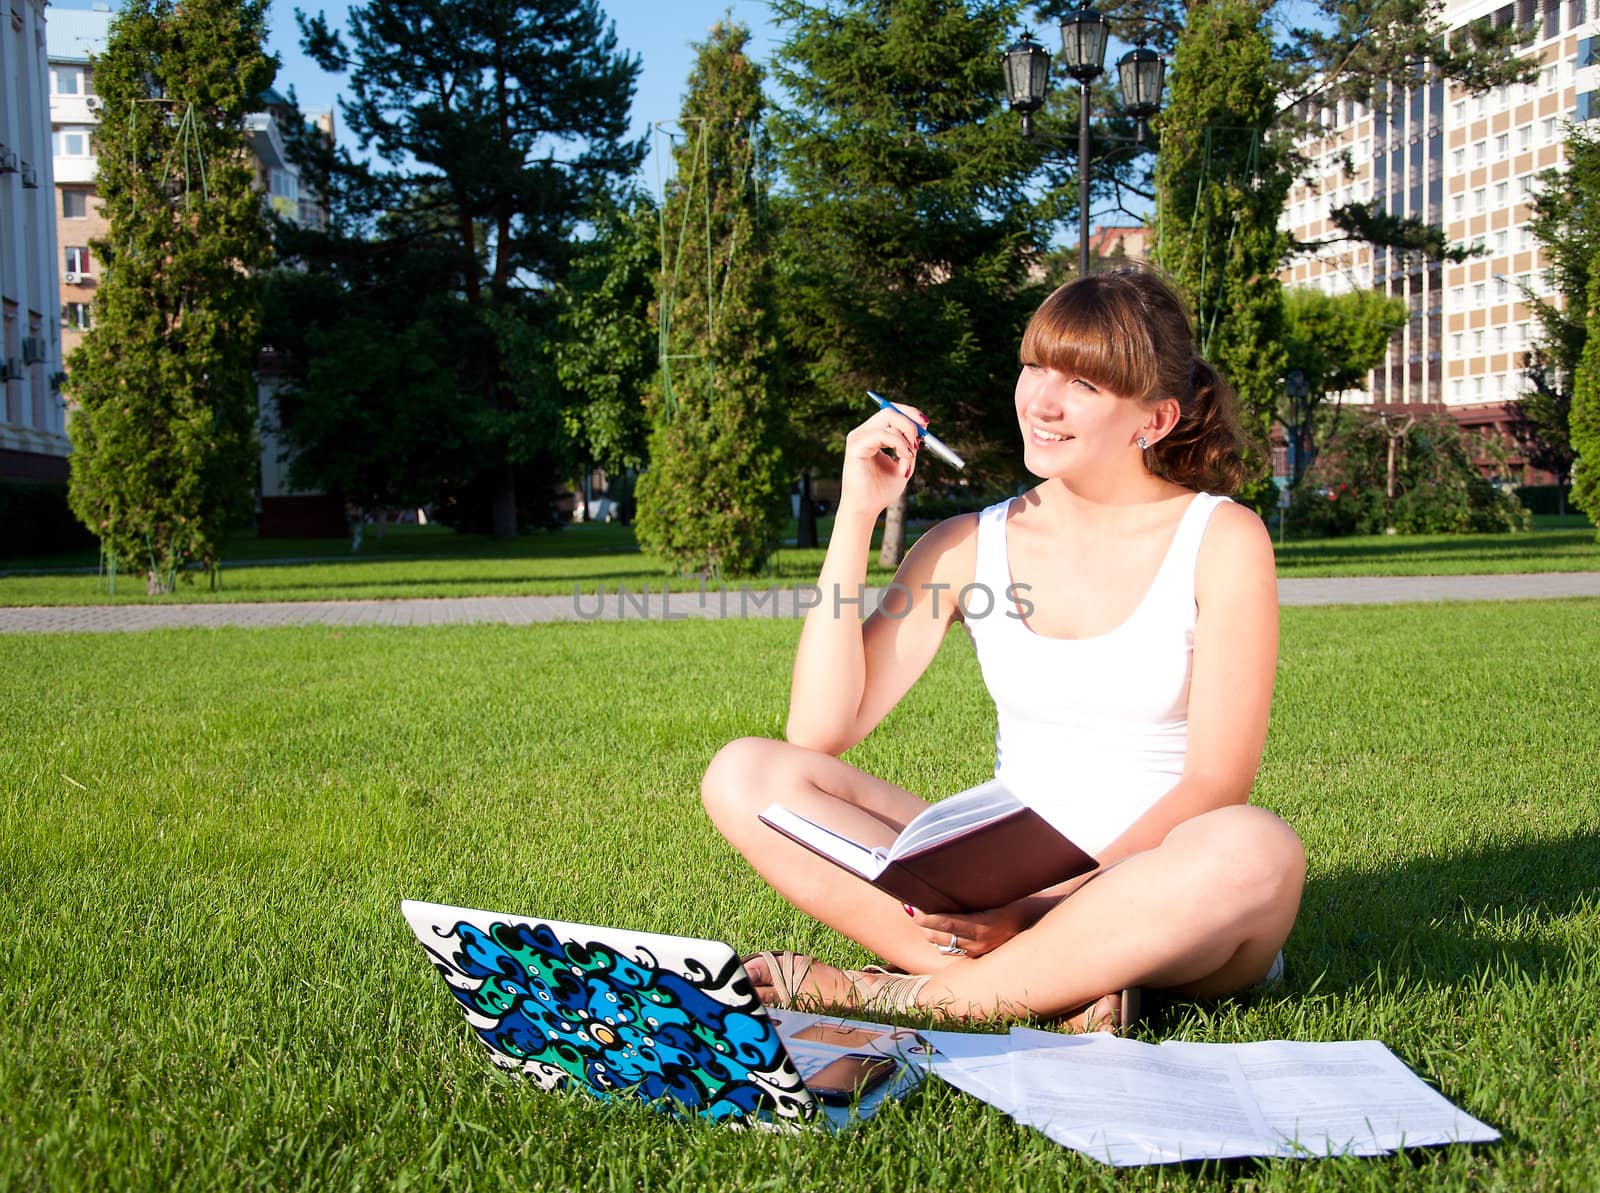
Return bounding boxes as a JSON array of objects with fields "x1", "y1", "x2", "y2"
[{"x1": 906, "y1": 901, "x2": 1031, "y2": 959}]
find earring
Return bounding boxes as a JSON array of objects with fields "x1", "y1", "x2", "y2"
[{"x1": 1136, "y1": 435, "x2": 1150, "y2": 450}]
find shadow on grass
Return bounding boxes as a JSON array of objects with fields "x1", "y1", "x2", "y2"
[{"x1": 1287, "y1": 829, "x2": 1600, "y2": 994}]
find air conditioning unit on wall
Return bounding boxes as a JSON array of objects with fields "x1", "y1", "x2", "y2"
[
  {"x1": 22, "y1": 337, "x2": 46, "y2": 365},
  {"x1": 0, "y1": 358, "x2": 24, "y2": 383},
  {"x1": 85, "y1": 95, "x2": 103, "y2": 112},
  {"x1": 64, "y1": 271, "x2": 83, "y2": 284}
]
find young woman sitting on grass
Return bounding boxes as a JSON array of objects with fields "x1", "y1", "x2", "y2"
[{"x1": 701, "y1": 266, "x2": 1305, "y2": 1030}]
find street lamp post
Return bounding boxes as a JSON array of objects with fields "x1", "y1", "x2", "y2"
[{"x1": 1003, "y1": 5, "x2": 1166, "y2": 278}]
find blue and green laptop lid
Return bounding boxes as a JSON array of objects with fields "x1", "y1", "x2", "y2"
[{"x1": 400, "y1": 899, "x2": 817, "y2": 1126}]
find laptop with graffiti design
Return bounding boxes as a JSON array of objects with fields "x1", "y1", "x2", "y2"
[{"x1": 400, "y1": 899, "x2": 928, "y2": 1130}]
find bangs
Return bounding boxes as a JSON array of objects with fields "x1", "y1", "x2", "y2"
[{"x1": 1019, "y1": 276, "x2": 1162, "y2": 401}]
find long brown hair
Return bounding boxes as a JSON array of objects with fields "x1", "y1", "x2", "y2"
[{"x1": 1019, "y1": 266, "x2": 1247, "y2": 494}]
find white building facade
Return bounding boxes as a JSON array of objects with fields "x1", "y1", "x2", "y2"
[
  {"x1": 1, "y1": 0, "x2": 70, "y2": 485},
  {"x1": 1281, "y1": 0, "x2": 1596, "y2": 474}
]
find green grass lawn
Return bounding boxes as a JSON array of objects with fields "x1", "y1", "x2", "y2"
[
  {"x1": 1, "y1": 510, "x2": 1597, "y2": 607},
  {"x1": 3, "y1": 600, "x2": 1598, "y2": 1188}
]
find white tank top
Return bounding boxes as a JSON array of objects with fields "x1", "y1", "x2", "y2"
[{"x1": 962, "y1": 492, "x2": 1229, "y2": 856}]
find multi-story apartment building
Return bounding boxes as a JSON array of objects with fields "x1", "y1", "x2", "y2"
[
  {"x1": 1, "y1": 0, "x2": 71, "y2": 488},
  {"x1": 1280, "y1": 0, "x2": 1595, "y2": 481},
  {"x1": 49, "y1": 6, "x2": 110, "y2": 368}
]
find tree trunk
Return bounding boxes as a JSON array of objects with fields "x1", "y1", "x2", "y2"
[
  {"x1": 492, "y1": 462, "x2": 518, "y2": 539},
  {"x1": 878, "y1": 490, "x2": 907, "y2": 569},
  {"x1": 797, "y1": 472, "x2": 818, "y2": 549}
]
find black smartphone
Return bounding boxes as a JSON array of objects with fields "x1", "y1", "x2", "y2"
[{"x1": 806, "y1": 1053, "x2": 901, "y2": 1105}]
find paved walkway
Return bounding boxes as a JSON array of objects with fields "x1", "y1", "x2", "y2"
[{"x1": 2, "y1": 572, "x2": 1598, "y2": 633}]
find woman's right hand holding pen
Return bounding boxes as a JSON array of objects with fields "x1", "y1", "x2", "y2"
[{"x1": 837, "y1": 403, "x2": 928, "y2": 520}]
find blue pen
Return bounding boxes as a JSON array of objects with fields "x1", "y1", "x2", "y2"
[{"x1": 866, "y1": 391, "x2": 966, "y2": 470}]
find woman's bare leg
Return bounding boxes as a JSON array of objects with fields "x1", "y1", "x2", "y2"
[
  {"x1": 701, "y1": 736, "x2": 965, "y2": 971},
  {"x1": 742, "y1": 803, "x2": 1305, "y2": 1023}
]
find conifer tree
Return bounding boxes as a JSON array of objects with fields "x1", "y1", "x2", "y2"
[
  {"x1": 66, "y1": 0, "x2": 274, "y2": 593},
  {"x1": 1151, "y1": 0, "x2": 1288, "y2": 511},
  {"x1": 1570, "y1": 250, "x2": 1600, "y2": 532},
  {"x1": 633, "y1": 21, "x2": 785, "y2": 577},
  {"x1": 297, "y1": 0, "x2": 644, "y2": 538},
  {"x1": 771, "y1": 0, "x2": 1050, "y2": 567}
]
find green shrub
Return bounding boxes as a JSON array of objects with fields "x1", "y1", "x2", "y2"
[{"x1": 1289, "y1": 411, "x2": 1532, "y2": 536}]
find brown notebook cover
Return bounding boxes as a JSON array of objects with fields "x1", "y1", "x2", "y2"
[{"x1": 763, "y1": 804, "x2": 1096, "y2": 914}]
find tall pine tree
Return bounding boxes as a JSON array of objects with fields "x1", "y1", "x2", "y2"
[
  {"x1": 298, "y1": 0, "x2": 644, "y2": 538},
  {"x1": 633, "y1": 21, "x2": 785, "y2": 577},
  {"x1": 67, "y1": 0, "x2": 274, "y2": 593},
  {"x1": 1570, "y1": 247, "x2": 1600, "y2": 532},
  {"x1": 1152, "y1": 0, "x2": 1287, "y2": 510},
  {"x1": 771, "y1": 0, "x2": 1051, "y2": 567}
]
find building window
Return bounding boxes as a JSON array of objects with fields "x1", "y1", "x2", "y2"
[
  {"x1": 62, "y1": 190, "x2": 88, "y2": 219},
  {"x1": 1579, "y1": 92, "x2": 1599, "y2": 123},
  {"x1": 1474, "y1": 187, "x2": 1487, "y2": 211},
  {"x1": 52, "y1": 128, "x2": 91, "y2": 157},
  {"x1": 65, "y1": 246, "x2": 91, "y2": 274},
  {"x1": 1452, "y1": 332, "x2": 1464, "y2": 353},
  {"x1": 1496, "y1": 181, "x2": 1509, "y2": 203},
  {"x1": 1453, "y1": 100, "x2": 1467, "y2": 122},
  {"x1": 269, "y1": 169, "x2": 297, "y2": 201},
  {"x1": 51, "y1": 66, "x2": 83, "y2": 95},
  {"x1": 62, "y1": 303, "x2": 92, "y2": 330}
]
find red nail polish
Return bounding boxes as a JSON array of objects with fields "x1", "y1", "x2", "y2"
[{"x1": 903, "y1": 904, "x2": 916, "y2": 917}]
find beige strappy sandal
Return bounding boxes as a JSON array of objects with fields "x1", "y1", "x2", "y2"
[{"x1": 742, "y1": 951, "x2": 931, "y2": 1014}]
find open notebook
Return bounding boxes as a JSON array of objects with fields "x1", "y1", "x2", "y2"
[{"x1": 400, "y1": 899, "x2": 928, "y2": 1130}]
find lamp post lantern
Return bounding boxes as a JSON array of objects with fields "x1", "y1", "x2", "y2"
[
  {"x1": 1003, "y1": 5, "x2": 1166, "y2": 278},
  {"x1": 1002, "y1": 32, "x2": 1052, "y2": 138}
]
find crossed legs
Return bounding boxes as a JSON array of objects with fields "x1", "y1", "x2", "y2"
[{"x1": 700, "y1": 736, "x2": 1305, "y2": 1023}]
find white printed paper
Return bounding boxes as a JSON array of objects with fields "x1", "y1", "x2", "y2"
[{"x1": 922, "y1": 1027, "x2": 1499, "y2": 1167}]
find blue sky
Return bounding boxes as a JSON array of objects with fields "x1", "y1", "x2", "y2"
[
  {"x1": 48, "y1": 0, "x2": 786, "y2": 186},
  {"x1": 266, "y1": 0, "x2": 785, "y2": 188},
  {"x1": 47, "y1": 1, "x2": 1099, "y2": 209}
]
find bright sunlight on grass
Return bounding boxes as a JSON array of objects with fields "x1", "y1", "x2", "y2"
[{"x1": 3, "y1": 599, "x2": 1598, "y2": 1188}]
